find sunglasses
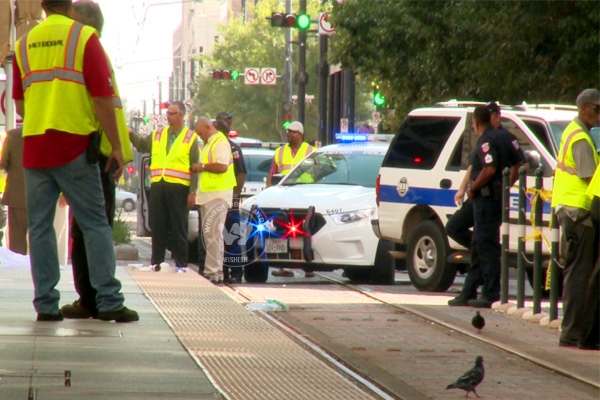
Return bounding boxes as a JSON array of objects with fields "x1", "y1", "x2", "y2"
[{"x1": 590, "y1": 105, "x2": 600, "y2": 114}]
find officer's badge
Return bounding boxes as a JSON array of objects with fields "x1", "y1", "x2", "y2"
[
  {"x1": 512, "y1": 140, "x2": 520, "y2": 149},
  {"x1": 484, "y1": 154, "x2": 493, "y2": 164},
  {"x1": 481, "y1": 142, "x2": 490, "y2": 153}
]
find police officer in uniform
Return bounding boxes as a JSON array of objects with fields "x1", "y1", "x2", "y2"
[{"x1": 448, "y1": 106, "x2": 510, "y2": 308}]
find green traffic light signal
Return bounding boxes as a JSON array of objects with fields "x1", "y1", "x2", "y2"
[
  {"x1": 283, "y1": 121, "x2": 291, "y2": 129},
  {"x1": 297, "y1": 14, "x2": 310, "y2": 30},
  {"x1": 231, "y1": 70, "x2": 239, "y2": 81},
  {"x1": 373, "y1": 91, "x2": 386, "y2": 107}
]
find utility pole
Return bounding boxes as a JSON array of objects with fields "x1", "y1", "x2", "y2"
[
  {"x1": 158, "y1": 80, "x2": 163, "y2": 116},
  {"x1": 281, "y1": 0, "x2": 293, "y2": 140},
  {"x1": 318, "y1": 34, "x2": 328, "y2": 145},
  {"x1": 296, "y1": 0, "x2": 307, "y2": 124}
]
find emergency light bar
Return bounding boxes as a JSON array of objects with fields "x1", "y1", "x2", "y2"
[
  {"x1": 334, "y1": 133, "x2": 394, "y2": 143},
  {"x1": 239, "y1": 142, "x2": 285, "y2": 150}
]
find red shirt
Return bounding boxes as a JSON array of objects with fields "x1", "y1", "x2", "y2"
[{"x1": 13, "y1": 33, "x2": 114, "y2": 168}]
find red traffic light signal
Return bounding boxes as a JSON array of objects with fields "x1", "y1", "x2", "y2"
[
  {"x1": 126, "y1": 165, "x2": 135, "y2": 175},
  {"x1": 222, "y1": 70, "x2": 231, "y2": 80},
  {"x1": 213, "y1": 70, "x2": 223, "y2": 79},
  {"x1": 159, "y1": 102, "x2": 169, "y2": 110}
]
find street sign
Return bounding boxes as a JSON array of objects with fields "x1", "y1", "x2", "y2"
[
  {"x1": 318, "y1": 12, "x2": 335, "y2": 36},
  {"x1": 340, "y1": 118, "x2": 349, "y2": 133},
  {"x1": 139, "y1": 125, "x2": 148, "y2": 135},
  {"x1": 184, "y1": 100, "x2": 194, "y2": 112},
  {"x1": 372, "y1": 112, "x2": 381, "y2": 125},
  {"x1": 261, "y1": 68, "x2": 277, "y2": 85},
  {"x1": 291, "y1": 95, "x2": 315, "y2": 104},
  {"x1": 152, "y1": 115, "x2": 160, "y2": 125},
  {"x1": 244, "y1": 68, "x2": 260, "y2": 85}
]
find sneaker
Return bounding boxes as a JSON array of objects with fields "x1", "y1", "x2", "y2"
[
  {"x1": 139, "y1": 264, "x2": 161, "y2": 272},
  {"x1": 176, "y1": 267, "x2": 187, "y2": 273},
  {"x1": 304, "y1": 271, "x2": 315, "y2": 278},
  {"x1": 37, "y1": 312, "x2": 64, "y2": 321},
  {"x1": 448, "y1": 295, "x2": 472, "y2": 307},
  {"x1": 61, "y1": 300, "x2": 97, "y2": 319},
  {"x1": 468, "y1": 298, "x2": 493, "y2": 308},
  {"x1": 271, "y1": 269, "x2": 294, "y2": 277},
  {"x1": 98, "y1": 307, "x2": 139, "y2": 323}
]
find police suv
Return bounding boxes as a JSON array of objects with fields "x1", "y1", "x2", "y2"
[
  {"x1": 372, "y1": 102, "x2": 575, "y2": 292},
  {"x1": 240, "y1": 134, "x2": 397, "y2": 285}
]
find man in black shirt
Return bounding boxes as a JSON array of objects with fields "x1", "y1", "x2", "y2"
[{"x1": 448, "y1": 106, "x2": 513, "y2": 308}]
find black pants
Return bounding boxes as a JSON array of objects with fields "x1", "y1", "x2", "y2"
[
  {"x1": 196, "y1": 206, "x2": 206, "y2": 272},
  {"x1": 556, "y1": 207, "x2": 596, "y2": 344},
  {"x1": 70, "y1": 154, "x2": 115, "y2": 315},
  {"x1": 445, "y1": 199, "x2": 474, "y2": 249},
  {"x1": 461, "y1": 195, "x2": 501, "y2": 301},
  {"x1": 149, "y1": 180, "x2": 189, "y2": 268}
]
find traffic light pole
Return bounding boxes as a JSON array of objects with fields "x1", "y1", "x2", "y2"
[
  {"x1": 296, "y1": 0, "x2": 307, "y2": 125},
  {"x1": 282, "y1": 0, "x2": 293, "y2": 140},
  {"x1": 318, "y1": 34, "x2": 328, "y2": 145}
]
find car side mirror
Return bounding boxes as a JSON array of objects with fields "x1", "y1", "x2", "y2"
[
  {"x1": 271, "y1": 174, "x2": 284, "y2": 186},
  {"x1": 525, "y1": 150, "x2": 541, "y2": 170}
]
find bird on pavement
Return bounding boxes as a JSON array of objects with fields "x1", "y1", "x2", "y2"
[
  {"x1": 471, "y1": 311, "x2": 485, "y2": 334},
  {"x1": 446, "y1": 355, "x2": 484, "y2": 398}
]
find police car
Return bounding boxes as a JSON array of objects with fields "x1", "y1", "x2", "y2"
[
  {"x1": 239, "y1": 134, "x2": 397, "y2": 285},
  {"x1": 372, "y1": 103, "x2": 568, "y2": 292}
]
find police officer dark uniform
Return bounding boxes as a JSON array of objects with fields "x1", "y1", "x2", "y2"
[
  {"x1": 446, "y1": 102, "x2": 525, "y2": 251},
  {"x1": 448, "y1": 106, "x2": 511, "y2": 308}
]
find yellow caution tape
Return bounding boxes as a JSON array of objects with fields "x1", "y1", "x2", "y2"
[{"x1": 521, "y1": 188, "x2": 553, "y2": 251}]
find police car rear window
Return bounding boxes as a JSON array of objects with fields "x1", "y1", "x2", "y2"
[{"x1": 382, "y1": 116, "x2": 460, "y2": 170}]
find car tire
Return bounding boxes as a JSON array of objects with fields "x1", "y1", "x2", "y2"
[
  {"x1": 407, "y1": 220, "x2": 455, "y2": 292},
  {"x1": 244, "y1": 261, "x2": 268, "y2": 283},
  {"x1": 122, "y1": 199, "x2": 136, "y2": 212},
  {"x1": 370, "y1": 240, "x2": 396, "y2": 285}
]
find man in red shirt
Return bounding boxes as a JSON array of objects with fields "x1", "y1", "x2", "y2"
[{"x1": 12, "y1": 0, "x2": 137, "y2": 322}]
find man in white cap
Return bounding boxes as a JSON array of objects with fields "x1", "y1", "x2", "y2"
[
  {"x1": 267, "y1": 121, "x2": 315, "y2": 277},
  {"x1": 551, "y1": 88, "x2": 600, "y2": 348}
]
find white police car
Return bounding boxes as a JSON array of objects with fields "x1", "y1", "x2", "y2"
[
  {"x1": 372, "y1": 103, "x2": 565, "y2": 292},
  {"x1": 240, "y1": 134, "x2": 397, "y2": 285}
]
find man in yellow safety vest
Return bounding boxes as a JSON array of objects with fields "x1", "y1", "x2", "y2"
[
  {"x1": 267, "y1": 121, "x2": 315, "y2": 278},
  {"x1": 551, "y1": 88, "x2": 600, "y2": 349}
]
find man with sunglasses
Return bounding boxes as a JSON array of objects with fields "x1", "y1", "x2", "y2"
[{"x1": 551, "y1": 88, "x2": 600, "y2": 348}]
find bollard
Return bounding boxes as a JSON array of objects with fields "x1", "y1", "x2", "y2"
[
  {"x1": 516, "y1": 166, "x2": 527, "y2": 309},
  {"x1": 532, "y1": 167, "x2": 544, "y2": 315},
  {"x1": 501, "y1": 168, "x2": 510, "y2": 304},
  {"x1": 549, "y1": 209, "x2": 560, "y2": 321}
]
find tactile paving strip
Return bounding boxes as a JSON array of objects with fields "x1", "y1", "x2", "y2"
[{"x1": 130, "y1": 269, "x2": 376, "y2": 400}]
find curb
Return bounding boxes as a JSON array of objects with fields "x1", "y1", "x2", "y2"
[{"x1": 114, "y1": 244, "x2": 138, "y2": 260}]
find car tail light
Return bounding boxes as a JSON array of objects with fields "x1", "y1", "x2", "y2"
[{"x1": 375, "y1": 174, "x2": 381, "y2": 207}]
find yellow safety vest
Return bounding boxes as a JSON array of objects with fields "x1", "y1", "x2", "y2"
[
  {"x1": 15, "y1": 15, "x2": 98, "y2": 137},
  {"x1": 587, "y1": 165, "x2": 600, "y2": 199},
  {"x1": 98, "y1": 45, "x2": 133, "y2": 164},
  {"x1": 150, "y1": 126, "x2": 196, "y2": 186},
  {"x1": 274, "y1": 142, "x2": 315, "y2": 175},
  {"x1": 199, "y1": 133, "x2": 236, "y2": 193},
  {"x1": 552, "y1": 120, "x2": 599, "y2": 210}
]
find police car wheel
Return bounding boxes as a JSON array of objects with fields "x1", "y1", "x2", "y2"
[
  {"x1": 122, "y1": 199, "x2": 135, "y2": 212},
  {"x1": 243, "y1": 261, "x2": 269, "y2": 283},
  {"x1": 371, "y1": 240, "x2": 396, "y2": 285},
  {"x1": 406, "y1": 220, "x2": 456, "y2": 292}
]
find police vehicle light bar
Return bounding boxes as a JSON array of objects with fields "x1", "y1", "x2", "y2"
[{"x1": 334, "y1": 133, "x2": 394, "y2": 143}]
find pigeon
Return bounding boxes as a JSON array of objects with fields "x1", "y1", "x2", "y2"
[
  {"x1": 471, "y1": 311, "x2": 485, "y2": 334},
  {"x1": 446, "y1": 355, "x2": 484, "y2": 398}
]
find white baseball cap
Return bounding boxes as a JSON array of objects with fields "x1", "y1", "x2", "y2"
[{"x1": 287, "y1": 121, "x2": 304, "y2": 134}]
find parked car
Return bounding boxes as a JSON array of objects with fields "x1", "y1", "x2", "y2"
[
  {"x1": 372, "y1": 103, "x2": 566, "y2": 292},
  {"x1": 239, "y1": 135, "x2": 398, "y2": 285},
  {"x1": 115, "y1": 189, "x2": 136, "y2": 212}
]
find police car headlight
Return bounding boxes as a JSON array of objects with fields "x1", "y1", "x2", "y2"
[{"x1": 330, "y1": 208, "x2": 375, "y2": 225}]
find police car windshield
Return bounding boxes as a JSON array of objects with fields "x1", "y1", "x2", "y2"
[{"x1": 283, "y1": 150, "x2": 385, "y2": 188}]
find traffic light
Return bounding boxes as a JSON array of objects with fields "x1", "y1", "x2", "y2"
[
  {"x1": 373, "y1": 86, "x2": 386, "y2": 107},
  {"x1": 270, "y1": 12, "x2": 310, "y2": 30},
  {"x1": 213, "y1": 69, "x2": 239, "y2": 80},
  {"x1": 143, "y1": 116, "x2": 149, "y2": 124},
  {"x1": 283, "y1": 111, "x2": 292, "y2": 129},
  {"x1": 159, "y1": 102, "x2": 169, "y2": 110}
]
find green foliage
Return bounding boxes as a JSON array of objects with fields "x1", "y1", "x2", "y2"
[
  {"x1": 330, "y1": 0, "x2": 600, "y2": 130},
  {"x1": 191, "y1": 0, "x2": 328, "y2": 143},
  {"x1": 112, "y1": 209, "x2": 131, "y2": 245}
]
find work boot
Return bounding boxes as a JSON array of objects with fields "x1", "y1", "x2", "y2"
[
  {"x1": 468, "y1": 298, "x2": 493, "y2": 309},
  {"x1": 61, "y1": 300, "x2": 98, "y2": 319},
  {"x1": 448, "y1": 295, "x2": 472, "y2": 307},
  {"x1": 98, "y1": 307, "x2": 139, "y2": 323}
]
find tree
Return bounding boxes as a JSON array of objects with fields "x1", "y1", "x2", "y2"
[
  {"x1": 329, "y1": 0, "x2": 599, "y2": 129},
  {"x1": 191, "y1": 0, "x2": 326, "y2": 142}
]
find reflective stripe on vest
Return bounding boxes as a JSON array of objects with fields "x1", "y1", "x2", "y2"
[
  {"x1": 199, "y1": 133, "x2": 236, "y2": 193},
  {"x1": 552, "y1": 121, "x2": 599, "y2": 210},
  {"x1": 150, "y1": 126, "x2": 196, "y2": 186},
  {"x1": 275, "y1": 142, "x2": 314, "y2": 175},
  {"x1": 15, "y1": 15, "x2": 98, "y2": 137}
]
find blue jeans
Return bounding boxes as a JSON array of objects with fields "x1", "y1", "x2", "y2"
[{"x1": 25, "y1": 153, "x2": 124, "y2": 315}]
